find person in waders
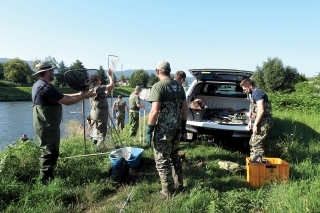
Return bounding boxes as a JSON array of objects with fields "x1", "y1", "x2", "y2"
[
  {"x1": 32, "y1": 61, "x2": 96, "y2": 184},
  {"x1": 146, "y1": 60, "x2": 188, "y2": 198},
  {"x1": 240, "y1": 78, "x2": 273, "y2": 158},
  {"x1": 88, "y1": 70, "x2": 115, "y2": 148}
]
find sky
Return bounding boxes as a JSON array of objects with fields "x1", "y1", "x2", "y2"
[{"x1": 1, "y1": 0, "x2": 319, "y2": 77}]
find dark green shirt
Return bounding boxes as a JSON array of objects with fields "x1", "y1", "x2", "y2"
[
  {"x1": 148, "y1": 77, "x2": 186, "y2": 103},
  {"x1": 129, "y1": 92, "x2": 141, "y2": 111}
]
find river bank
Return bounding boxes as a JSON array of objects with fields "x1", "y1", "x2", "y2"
[{"x1": 0, "y1": 86, "x2": 133, "y2": 102}]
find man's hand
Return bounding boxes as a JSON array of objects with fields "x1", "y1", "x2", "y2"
[
  {"x1": 84, "y1": 90, "x2": 96, "y2": 98},
  {"x1": 252, "y1": 125, "x2": 258, "y2": 134},
  {"x1": 146, "y1": 124, "x2": 155, "y2": 147},
  {"x1": 107, "y1": 68, "x2": 113, "y2": 77}
]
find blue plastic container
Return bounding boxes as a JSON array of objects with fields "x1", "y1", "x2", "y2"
[{"x1": 109, "y1": 147, "x2": 144, "y2": 169}]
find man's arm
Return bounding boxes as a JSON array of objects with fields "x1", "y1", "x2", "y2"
[
  {"x1": 111, "y1": 102, "x2": 116, "y2": 118},
  {"x1": 181, "y1": 100, "x2": 188, "y2": 120},
  {"x1": 253, "y1": 100, "x2": 265, "y2": 133},
  {"x1": 63, "y1": 91, "x2": 82, "y2": 97},
  {"x1": 148, "y1": 102, "x2": 161, "y2": 125},
  {"x1": 136, "y1": 103, "x2": 145, "y2": 109},
  {"x1": 58, "y1": 91, "x2": 96, "y2": 106},
  {"x1": 105, "y1": 69, "x2": 115, "y2": 91},
  {"x1": 136, "y1": 96, "x2": 145, "y2": 109}
]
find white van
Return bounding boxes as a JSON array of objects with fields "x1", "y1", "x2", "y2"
[{"x1": 185, "y1": 69, "x2": 254, "y2": 141}]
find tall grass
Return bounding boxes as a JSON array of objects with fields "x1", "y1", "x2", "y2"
[{"x1": 1, "y1": 107, "x2": 320, "y2": 212}]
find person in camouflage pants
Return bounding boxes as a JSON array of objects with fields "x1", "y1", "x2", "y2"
[
  {"x1": 240, "y1": 79, "x2": 273, "y2": 158},
  {"x1": 146, "y1": 60, "x2": 188, "y2": 197},
  {"x1": 111, "y1": 95, "x2": 129, "y2": 132}
]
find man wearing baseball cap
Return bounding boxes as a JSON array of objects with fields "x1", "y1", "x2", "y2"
[
  {"x1": 147, "y1": 60, "x2": 188, "y2": 197},
  {"x1": 128, "y1": 85, "x2": 145, "y2": 137}
]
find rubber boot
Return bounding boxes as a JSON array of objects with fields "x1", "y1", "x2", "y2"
[
  {"x1": 159, "y1": 183, "x2": 174, "y2": 198},
  {"x1": 96, "y1": 137, "x2": 105, "y2": 149},
  {"x1": 173, "y1": 174, "x2": 184, "y2": 192}
]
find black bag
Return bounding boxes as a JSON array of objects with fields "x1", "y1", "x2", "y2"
[{"x1": 110, "y1": 157, "x2": 130, "y2": 183}]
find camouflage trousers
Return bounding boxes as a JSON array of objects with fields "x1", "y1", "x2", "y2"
[
  {"x1": 129, "y1": 112, "x2": 139, "y2": 137},
  {"x1": 116, "y1": 112, "x2": 125, "y2": 131},
  {"x1": 249, "y1": 117, "x2": 273, "y2": 158},
  {"x1": 153, "y1": 128, "x2": 183, "y2": 189}
]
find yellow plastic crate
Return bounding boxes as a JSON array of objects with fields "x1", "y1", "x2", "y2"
[{"x1": 246, "y1": 157, "x2": 289, "y2": 188}]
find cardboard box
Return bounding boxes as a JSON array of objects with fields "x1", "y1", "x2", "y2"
[{"x1": 246, "y1": 157, "x2": 289, "y2": 188}]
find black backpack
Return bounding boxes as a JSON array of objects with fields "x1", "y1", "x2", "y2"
[{"x1": 110, "y1": 157, "x2": 130, "y2": 183}]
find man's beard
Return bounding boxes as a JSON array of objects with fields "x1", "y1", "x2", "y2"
[{"x1": 49, "y1": 74, "x2": 54, "y2": 81}]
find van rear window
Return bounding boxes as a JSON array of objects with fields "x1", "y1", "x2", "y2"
[{"x1": 200, "y1": 83, "x2": 247, "y2": 98}]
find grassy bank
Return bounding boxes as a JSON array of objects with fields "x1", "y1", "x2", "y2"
[
  {"x1": 1, "y1": 107, "x2": 320, "y2": 213},
  {"x1": 0, "y1": 86, "x2": 134, "y2": 102}
]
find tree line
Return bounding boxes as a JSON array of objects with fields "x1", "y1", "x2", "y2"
[
  {"x1": 0, "y1": 57, "x2": 160, "y2": 88},
  {"x1": 0, "y1": 56, "x2": 312, "y2": 93}
]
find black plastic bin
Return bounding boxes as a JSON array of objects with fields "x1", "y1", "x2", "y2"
[{"x1": 188, "y1": 109, "x2": 207, "y2": 122}]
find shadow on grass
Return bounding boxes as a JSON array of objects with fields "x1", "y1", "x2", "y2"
[{"x1": 266, "y1": 117, "x2": 320, "y2": 160}]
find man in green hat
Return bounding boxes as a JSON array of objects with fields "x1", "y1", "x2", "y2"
[
  {"x1": 32, "y1": 61, "x2": 96, "y2": 184},
  {"x1": 146, "y1": 60, "x2": 188, "y2": 197}
]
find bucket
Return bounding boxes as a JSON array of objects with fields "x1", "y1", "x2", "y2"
[{"x1": 109, "y1": 147, "x2": 144, "y2": 169}]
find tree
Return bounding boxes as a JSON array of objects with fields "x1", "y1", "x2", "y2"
[
  {"x1": 251, "y1": 66, "x2": 266, "y2": 91},
  {"x1": 148, "y1": 73, "x2": 158, "y2": 86},
  {"x1": 32, "y1": 56, "x2": 58, "y2": 69},
  {"x1": 55, "y1": 61, "x2": 69, "y2": 86},
  {"x1": 69, "y1": 60, "x2": 85, "y2": 70},
  {"x1": 252, "y1": 57, "x2": 305, "y2": 93},
  {"x1": 98, "y1": 65, "x2": 108, "y2": 85},
  {"x1": 3, "y1": 58, "x2": 34, "y2": 83},
  {"x1": 130, "y1": 69, "x2": 149, "y2": 88},
  {"x1": 0, "y1": 63, "x2": 4, "y2": 80},
  {"x1": 120, "y1": 75, "x2": 129, "y2": 81}
]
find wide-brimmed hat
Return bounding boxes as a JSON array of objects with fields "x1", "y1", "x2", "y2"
[{"x1": 32, "y1": 61, "x2": 55, "y2": 75}]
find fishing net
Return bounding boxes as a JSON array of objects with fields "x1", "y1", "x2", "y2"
[
  {"x1": 108, "y1": 55, "x2": 119, "y2": 72},
  {"x1": 64, "y1": 69, "x2": 99, "y2": 91},
  {"x1": 139, "y1": 88, "x2": 151, "y2": 100}
]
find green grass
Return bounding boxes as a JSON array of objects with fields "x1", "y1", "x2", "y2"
[{"x1": 1, "y1": 108, "x2": 320, "y2": 213}]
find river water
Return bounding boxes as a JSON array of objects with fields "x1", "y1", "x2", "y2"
[{"x1": 0, "y1": 97, "x2": 151, "y2": 150}]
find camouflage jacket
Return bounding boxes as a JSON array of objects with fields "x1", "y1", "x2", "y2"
[{"x1": 113, "y1": 100, "x2": 126, "y2": 113}]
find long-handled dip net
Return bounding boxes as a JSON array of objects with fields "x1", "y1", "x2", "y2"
[
  {"x1": 139, "y1": 88, "x2": 151, "y2": 144},
  {"x1": 108, "y1": 56, "x2": 119, "y2": 119}
]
